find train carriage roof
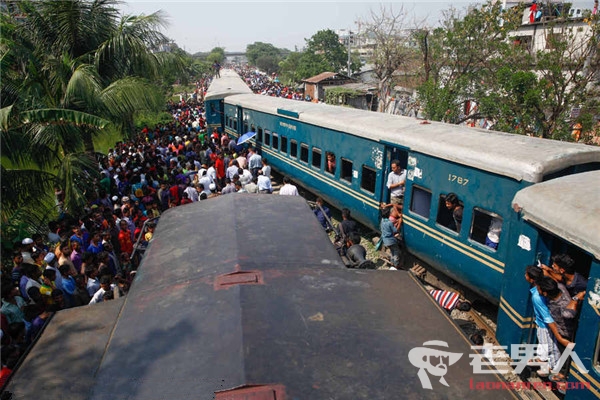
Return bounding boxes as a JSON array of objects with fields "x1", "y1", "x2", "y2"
[
  {"x1": 204, "y1": 69, "x2": 253, "y2": 101},
  {"x1": 512, "y1": 170, "x2": 600, "y2": 259},
  {"x1": 4, "y1": 196, "x2": 517, "y2": 400},
  {"x1": 226, "y1": 94, "x2": 600, "y2": 183}
]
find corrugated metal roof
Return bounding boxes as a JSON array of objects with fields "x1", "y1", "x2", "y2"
[{"x1": 302, "y1": 72, "x2": 347, "y2": 83}]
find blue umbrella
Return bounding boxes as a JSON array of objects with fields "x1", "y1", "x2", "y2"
[{"x1": 237, "y1": 131, "x2": 256, "y2": 145}]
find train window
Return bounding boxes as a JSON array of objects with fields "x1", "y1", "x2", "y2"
[
  {"x1": 257, "y1": 128, "x2": 263, "y2": 143},
  {"x1": 264, "y1": 130, "x2": 271, "y2": 146},
  {"x1": 244, "y1": 123, "x2": 249, "y2": 133},
  {"x1": 361, "y1": 165, "x2": 377, "y2": 193},
  {"x1": 281, "y1": 136, "x2": 288, "y2": 154},
  {"x1": 325, "y1": 152, "x2": 336, "y2": 175},
  {"x1": 341, "y1": 158, "x2": 353, "y2": 183},
  {"x1": 312, "y1": 148, "x2": 322, "y2": 169},
  {"x1": 251, "y1": 125, "x2": 255, "y2": 133},
  {"x1": 470, "y1": 208, "x2": 502, "y2": 251},
  {"x1": 272, "y1": 133, "x2": 279, "y2": 151},
  {"x1": 436, "y1": 193, "x2": 463, "y2": 233},
  {"x1": 300, "y1": 144, "x2": 309, "y2": 163},
  {"x1": 290, "y1": 140, "x2": 298, "y2": 158},
  {"x1": 410, "y1": 186, "x2": 432, "y2": 219},
  {"x1": 233, "y1": 120, "x2": 237, "y2": 130}
]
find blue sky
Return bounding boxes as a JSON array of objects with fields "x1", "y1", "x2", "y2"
[{"x1": 118, "y1": 1, "x2": 595, "y2": 53}]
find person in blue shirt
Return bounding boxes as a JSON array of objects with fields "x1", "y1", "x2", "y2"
[
  {"x1": 313, "y1": 197, "x2": 332, "y2": 231},
  {"x1": 380, "y1": 207, "x2": 402, "y2": 269},
  {"x1": 524, "y1": 265, "x2": 572, "y2": 376}
]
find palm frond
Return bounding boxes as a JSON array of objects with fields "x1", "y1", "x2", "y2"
[
  {"x1": 22, "y1": 108, "x2": 110, "y2": 129},
  {"x1": 0, "y1": 165, "x2": 56, "y2": 218},
  {"x1": 0, "y1": 105, "x2": 13, "y2": 133},
  {"x1": 64, "y1": 63, "x2": 103, "y2": 110},
  {"x1": 55, "y1": 152, "x2": 100, "y2": 214},
  {"x1": 100, "y1": 77, "x2": 164, "y2": 120}
]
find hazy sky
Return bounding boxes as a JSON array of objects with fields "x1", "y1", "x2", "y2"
[
  {"x1": 118, "y1": 1, "x2": 594, "y2": 53},
  {"x1": 117, "y1": 1, "x2": 476, "y2": 53}
]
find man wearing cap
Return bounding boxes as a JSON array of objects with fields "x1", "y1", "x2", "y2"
[
  {"x1": 21, "y1": 238, "x2": 35, "y2": 264},
  {"x1": 121, "y1": 196, "x2": 132, "y2": 212}
]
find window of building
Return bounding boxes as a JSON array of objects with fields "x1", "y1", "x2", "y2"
[
  {"x1": 312, "y1": 148, "x2": 322, "y2": 169},
  {"x1": 290, "y1": 140, "x2": 298, "y2": 158},
  {"x1": 264, "y1": 130, "x2": 271, "y2": 147},
  {"x1": 272, "y1": 133, "x2": 279, "y2": 151},
  {"x1": 281, "y1": 136, "x2": 288, "y2": 154},
  {"x1": 257, "y1": 128, "x2": 263, "y2": 143},
  {"x1": 325, "y1": 152, "x2": 336, "y2": 175},
  {"x1": 410, "y1": 186, "x2": 432, "y2": 219},
  {"x1": 361, "y1": 165, "x2": 377, "y2": 193},
  {"x1": 437, "y1": 193, "x2": 463, "y2": 233},
  {"x1": 300, "y1": 144, "x2": 309, "y2": 163},
  {"x1": 470, "y1": 209, "x2": 502, "y2": 251},
  {"x1": 341, "y1": 158, "x2": 353, "y2": 183}
]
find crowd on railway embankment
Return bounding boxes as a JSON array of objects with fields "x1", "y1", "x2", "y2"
[{"x1": 0, "y1": 87, "x2": 302, "y2": 387}]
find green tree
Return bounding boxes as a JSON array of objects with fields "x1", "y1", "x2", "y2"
[
  {"x1": 207, "y1": 47, "x2": 226, "y2": 64},
  {"x1": 416, "y1": 3, "x2": 523, "y2": 123},
  {"x1": 246, "y1": 42, "x2": 281, "y2": 65},
  {"x1": 416, "y1": 2, "x2": 599, "y2": 139},
  {"x1": 1, "y1": 0, "x2": 177, "y2": 221},
  {"x1": 278, "y1": 52, "x2": 303, "y2": 85},
  {"x1": 296, "y1": 29, "x2": 348, "y2": 79}
]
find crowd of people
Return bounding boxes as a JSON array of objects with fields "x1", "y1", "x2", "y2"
[
  {"x1": 235, "y1": 66, "x2": 308, "y2": 101},
  {"x1": 525, "y1": 254, "x2": 588, "y2": 385},
  {"x1": 0, "y1": 86, "x2": 314, "y2": 387}
]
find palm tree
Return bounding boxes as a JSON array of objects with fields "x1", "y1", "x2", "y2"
[{"x1": 1, "y1": 0, "x2": 184, "y2": 223}]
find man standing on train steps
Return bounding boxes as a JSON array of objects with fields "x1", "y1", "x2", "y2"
[
  {"x1": 248, "y1": 147, "x2": 262, "y2": 179},
  {"x1": 387, "y1": 160, "x2": 406, "y2": 208}
]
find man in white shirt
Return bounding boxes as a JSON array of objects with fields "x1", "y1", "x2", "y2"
[
  {"x1": 257, "y1": 175, "x2": 273, "y2": 193},
  {"x1": 386, "y1": 159, "x2": 406, "y2": 206},
  {"x1": 279, "y1": 176, "x2": 299, "y2": 196}
]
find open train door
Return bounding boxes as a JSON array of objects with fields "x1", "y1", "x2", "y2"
[
  {"x1": 501, "y1": 171, "x2": 600, "y2": 399},
  {"x1": 380, "y1": 144, "x2": 409, "y2": 206}
]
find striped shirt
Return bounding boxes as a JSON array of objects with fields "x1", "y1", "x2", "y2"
[{"x1": 429, "y1": 290, "x2": 460, "y2": 311}]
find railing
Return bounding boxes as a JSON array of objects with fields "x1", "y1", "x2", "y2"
[{"x1": 130, "y1": 216, "x2": 160, "y2": 265}]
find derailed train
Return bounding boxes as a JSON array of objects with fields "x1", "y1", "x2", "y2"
[{"x1": 209, "y1": 70, "x2": 600, "y2": 398}]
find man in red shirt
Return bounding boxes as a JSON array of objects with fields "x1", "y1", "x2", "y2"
[
  {"x1": 215, "y1": 153, "x2": 225, "y2": 189},
  {"x1": 118, "y1": 220, "x2": 134, "y2": 256}
]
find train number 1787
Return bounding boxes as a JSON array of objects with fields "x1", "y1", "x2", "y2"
[{"x1": 448, "y1": 174, "x2": 469, "y2": 186}]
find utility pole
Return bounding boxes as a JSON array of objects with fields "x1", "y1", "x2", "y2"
[{"x1": 347, "y1": 30, "x2": 353, "y2": 77}]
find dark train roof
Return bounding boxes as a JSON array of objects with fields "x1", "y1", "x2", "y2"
[
  {"x1": 226, "y1": 93, "x2": 600, "y2": 183},
  {"x1": 5, "y1": 196, "x2": 517, "y2": 400},
  {"x1": 513, "y1": 170, "x2": 600, "y2": 259}
]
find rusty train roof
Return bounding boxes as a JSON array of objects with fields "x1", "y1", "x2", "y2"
[{"x1": 5, "y1": 196, "x2": 517, "y2": 400}]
